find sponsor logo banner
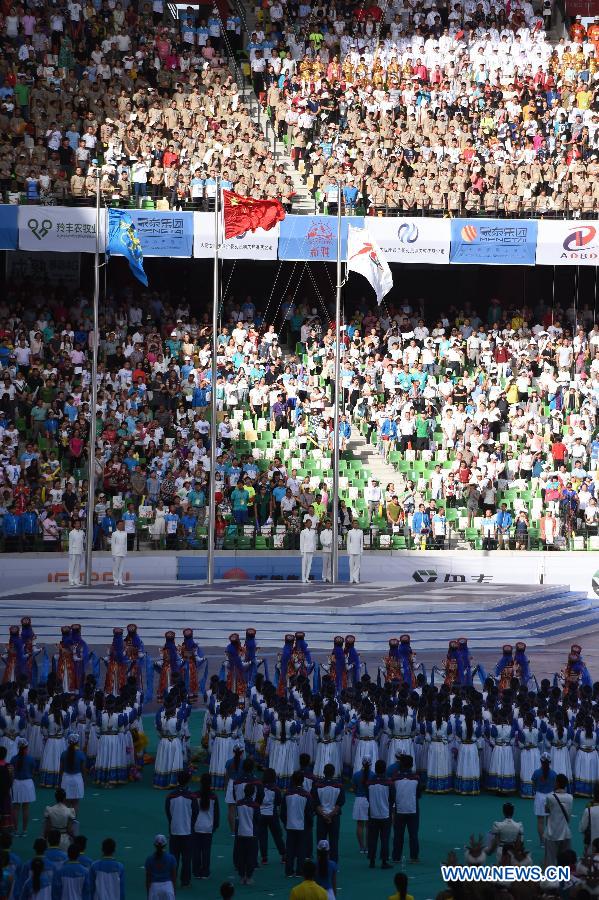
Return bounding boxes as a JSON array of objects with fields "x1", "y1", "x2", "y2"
[
  {"x1": 450, "y1": 218, "x2": 538, "y2": 265},
  {"x1": 17, "y1": 206, "x2": 106, "y2": 253},
  {"x1": 118, "y1": 210, "x2": 193, "y2": 257},
  {"x1": 193, "y1": 211, "x2": 279, "y2": 259},
  {"x1": 277, "y1": 214, "x2": 365, "y2": 261},
  {"x1": 367, "y1": 217, "x2": 450, "y2": 264},
  {"x1": 0, "y1": 205, "x2": 18, "y2": 250},
  {"x1": 536, "y1": 220, "x2": 599, "y2": 266}
]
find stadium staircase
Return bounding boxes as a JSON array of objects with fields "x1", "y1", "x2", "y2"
[
  {"x1": 347, "y1": 431, "x2": 400, "y2": 492},
  {"x1": 3, "y1": 584, "x2": 599, "y2": 651}
]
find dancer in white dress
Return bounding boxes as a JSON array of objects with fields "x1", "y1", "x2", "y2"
[
  {"x1": 517, "y1": 713, "x2": 542, "y2": 799},
  {"x1": 425, "y1": 709, "x2": 453, "y2": 793},
  {"x1": 454, "y1": 714, "x2": 482, "y2": 795},
  {"x1": 313, "y1": 705, "x2": 343, "y2": 779},
  {"x1": 209, "y1": 700, "x2": 246, "y2": 789},
  {"x1": 487, "y1": 714, "x2": 517, "y2": 794},
  {"x1": 39, "y1": 700, "x2": 69, "y2": 789},
  {"x1": 153, "y1": 700, "x2": 184, "y2": 790},
  {"x1": 574, "y1": 717, "x2": 599, "y2": 798},
  {"x1": 267, "y1": 708, "x2": 300, "y2": 788},
  {"x1": 95, "y1": 696, "x2": 128, "y2": 787}
]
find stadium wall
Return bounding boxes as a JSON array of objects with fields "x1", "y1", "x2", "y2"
[{"x1": 0, "y1": 551, "x2": 597, "y2": 597}]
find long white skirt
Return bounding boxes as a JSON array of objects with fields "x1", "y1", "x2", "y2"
[
  {"x1": 574, "y1": 748, "x2": 599, "y2": 797},
  {"x1": 87, "y1": 726, "x2": 99, "y2": 762},
  {"x1": 487, "y1": 745, "x2": 516, "y2": 794},
  {"x1": 551, "y1": 746, "x2": 573, "y2": 783},
  {"x1": 153, "y1": 737, "x2": 184, "y2": 790},
  {"x1": 95, "y1": 733, "x2": 128, "y2": 786},
  {"x1": 209, "y1": 735, "x2": 233, "y2": 789},
  {"x1": 61, "y1": 772, "x2": 85, "y2": 800},
  {"x1": 353, "y1": 738, "x2": 378, "y2": 774},
  {"x1": 427, "y1": 741, "x2": 453, "y2": 793},
  {"x1": 298, "y1": 726, "x2": 317, "y2": 763},
  {"x1": 39, "y1": 736, "x2": 66, "y2": 789},
  {"x1": 269, "y1": 739, "x2": 299, "y2": 788},
  {"x1": 27, "y1": 723, "x2": 44, "y2": 765},
  {"x1": 12, "y1": 778, "x2": 35, "y2": 803},
  {"x1": 519, "y1": 748, "x2": 540, "y2": 798},
  {"x1": 313, "y1": 741, "x2": 341, "y2": 779},
  {"x1": 454, "y1": 743, "x2": 480, "y2": 795},
  {"x1": 386, "y1": 737, "x2": 415, "y2": 769}
]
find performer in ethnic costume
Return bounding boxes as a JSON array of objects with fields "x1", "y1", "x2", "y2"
[
  {"x1": 562, "y1": 644, "x2": 592, "y2": 695},
  {"x1": 456, "y1": 637, "x2": 473, "y2": 686},
  {"x1": 443, "y1": 640, "x2": 459, "y2": 689},
  {"x1": 104, "y1": 628, "x2": 129, "y2": 697},
  {"x1": 381, "y1": 638, "x2": 403, "y2": 684},
  {"x1": 124, "y1": 623, "x2": 147, "y2": 691},
  {"x1": 224, "y1": 633, "x2": 250, "y2": 697},
  {"x1": 20, "y1": 617, "x2": 41, "y2": 685},
  {"x1": 276, "y1": 634, "x2": 296, "y2": 697},
  {"x1": 155, "y1": 631, "x2": 182, "y2": 701},
  {"x1": 514, "y1": 641, "x2": 532, "y2": 689},
  {"x1": 327, "y1": 636, "x2": 347, "y2": 694},
  {"x1": 293, "y1": 631, "x2": 313, "y2": 681},
  {"x1": 2, "y1": 625, "x2": 26, "y2": 684},
  {"x1": 398, "y1": 634, "x2": 417, "y2": 688},
  {"x1": 495, "y1": 645, "x2": 515, "y2": 694},
  {"x1": 54, "y1": 626, "x2": 78, "y2": 693},
  {"x1": 179, "y1": 628, "x2": 206, "y2": 700},
  {"x1": 344, "y1": 635, "x2": 361, "y2": 688},
  {"x1": 70, "y1": 624, "x2": 89, "y2": 692},
  {"x1": 242, "y1": 628, "x2": 265, "y2": 688}
]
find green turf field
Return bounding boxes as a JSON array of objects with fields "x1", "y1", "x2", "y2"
[{"x1": 16, "y1": 715, "x2": 590, "y2": 899}]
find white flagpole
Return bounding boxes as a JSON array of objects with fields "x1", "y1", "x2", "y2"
[
  {"x1": 331, "y1": 183, "x2": 342, "y2": 584},
  {"x1": 207, "y1": 178, "x2": 220, "y2": 585},
  {"x1": 84, "y1": 170, "x2": 101, "y2": 587}
]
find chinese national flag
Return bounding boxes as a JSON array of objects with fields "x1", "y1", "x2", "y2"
[{"x1": 222, "y1": 190, "x2": 286, "y2": 240}]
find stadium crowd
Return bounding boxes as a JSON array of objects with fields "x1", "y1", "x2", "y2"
[
  {"x1": 0, "y1": 282, "x2": 596, "y2": 551},
  {"x1": 0, "y1": 0, "x2": 597, "y2": 214}
]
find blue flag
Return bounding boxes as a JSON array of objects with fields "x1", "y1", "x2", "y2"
[{"x1": 107, "y1": 209, "x2": 148, "y2": 286}]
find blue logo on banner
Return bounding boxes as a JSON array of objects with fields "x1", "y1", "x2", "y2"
[
  {"x1": 121, "y1": 210, "x2": 193, "y2": 258},
  {"x1": 0, "y1": 206, "x2": 18, "y2": 250},
  {"x1": 450, "y1": 219, "x2": 538, "y2": 266},
  {"x1": 278, "y1": 215, "x2": 364, "y2": 261}
]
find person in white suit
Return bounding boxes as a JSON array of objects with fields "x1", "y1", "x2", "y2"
[
  {"x1": 68, "y1": 521, "x2": 85, "y2": 586},
  {"x1": 347, "y1": 523, "x2": 364, "y2": 584},
  {"x1": 110, "y1": 520, "x2": 128, "y2": 586},
  {"x1": 320, "y1": 518, "x2": 333, "y2": 583},
  {"x1": 300, "y1": 520, "x2": 318, "y2": 583}
]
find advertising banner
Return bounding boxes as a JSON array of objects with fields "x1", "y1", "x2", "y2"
[
  {"x1": 536, "y1": 220, "x2": 599, "y2": 266},
  {"x1": 193, "y1": 211, "x2": 279, "y2": 259},
  {"x1": 120, "y1": 210, "x2": 194, "y2": 257},
  {"x1": 367, "y1": 217, "x2": 450, "y2": 264},
  {"x1": 17, "y1": 206, "x2": 106, "y2": 253},
  {"x1": 0, "y1": 205, "x2": 18, "y2": 250},
  {"x1": 450, "y1": 219, "x2": 538, "y2": 265},
  {"x1": 277, "y1": 214, "x2": 365, "y2": 261}
]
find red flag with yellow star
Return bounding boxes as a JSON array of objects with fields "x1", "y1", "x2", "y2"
[{"x1": 222, "y1": 190, "x2": 285, "y2": 240}]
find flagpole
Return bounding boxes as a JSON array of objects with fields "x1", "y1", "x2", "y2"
[
  {"x1": 207, "y1": 178, "x2": 220, "y2": 585},
  {"x1": 84, "y1": 169, "x2": 101, "y2": 587},
  {"x1": 331, "y1": 183, "x2": 342, "y2": 585}
]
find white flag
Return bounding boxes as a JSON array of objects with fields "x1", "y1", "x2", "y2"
[{"x1": 347, "y1": 225, "x2": 393, "y2": 304}]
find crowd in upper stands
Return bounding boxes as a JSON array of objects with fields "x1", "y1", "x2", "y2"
[
  {"x1": 0, "y1": 0, "x2": 597, "y2": 214},
  {"x1": 0, "y1": 279, "x2": 597, "y2": 550}
]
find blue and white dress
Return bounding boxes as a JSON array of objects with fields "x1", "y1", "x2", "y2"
[
  {"x1": 454, "y1": 722, "x2": 482, "y2": 795},
  {"x1": 352, "y1": 719, "x2": 380, "y2": 774},
  {"x1": 518, "y1": 726, "x2": 541, "y2": 798},
  {"x1": 385, "y1": 714, "x2": 416, "y2": 769},
  {"x1": 209, "y1": 712, "x2": 245, "y2": 789},
  {"x1": 548, "y1": 726, "x2": 574, "y2": 784},
  {"x1": 574, "y1": 730, "x2": 599, "y2": 797},
  {"x1": 153, "y1": 710, "x2": 184, "y2": 789},
  {"x1": 39, "y1": 711, "x2": 70, "y2": 789},
  {"x1": 425, "y1": 721, "x2": 453, "y2": 793},
  {"x1": 313, "y1": 718, "x2": 343, "y2": 779},
  {"x1": 486, "y1": 723, "x2": 517, "y2": 794},
  {"x1": 268, "y1": 718, "x2": 300, "y2": 788},
  {"x1": 95, "y1": 711, "x2": 128, "y2": 786}
]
